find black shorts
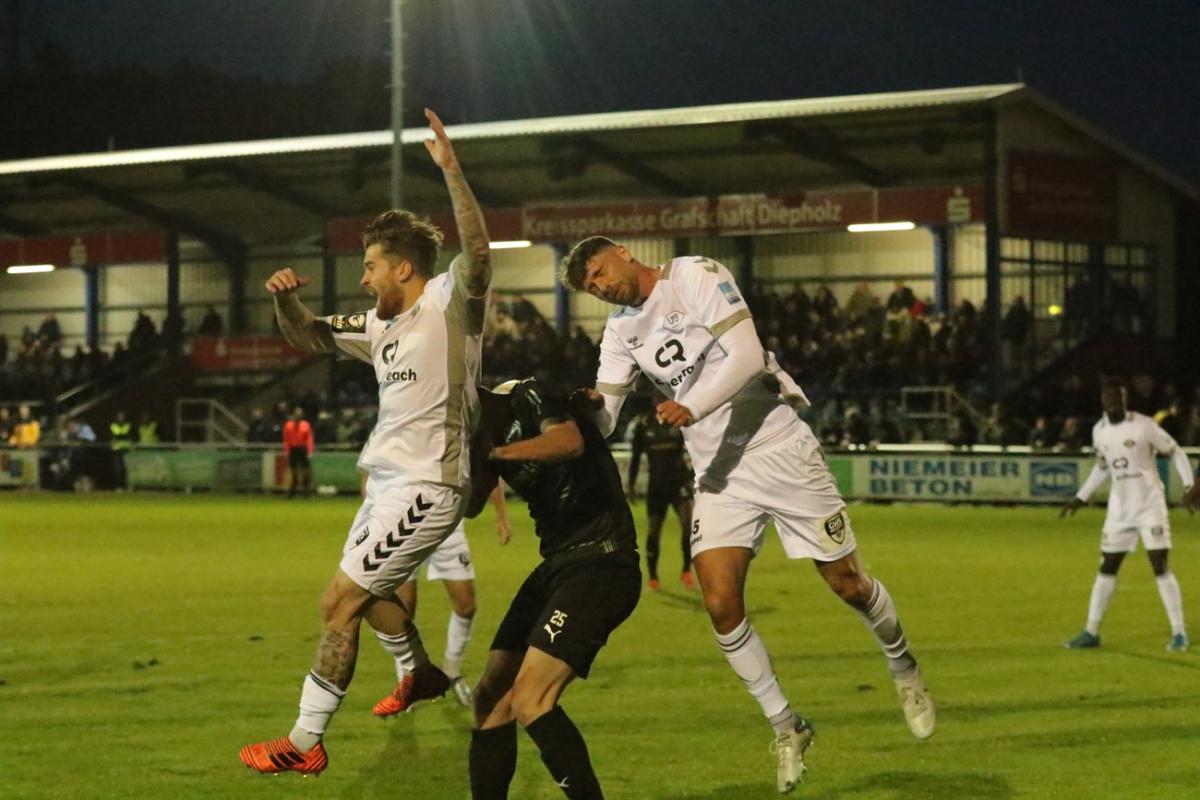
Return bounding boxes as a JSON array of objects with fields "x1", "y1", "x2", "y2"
[
  {"x1": 646, "y1": 481, "x2": 693, "y2": 517},
  {"x1": 489, "y1": 551, "x2": 641, "y2": 678},
  {"x1": 288, "y1": 447, "x2": 310, "y2": 469}
]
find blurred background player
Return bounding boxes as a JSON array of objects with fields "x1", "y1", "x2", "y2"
[
  {"x1": 239, "y1": 108, "x2": 492, "y2": 776},
  {"x1": 372, "y1": 483, "x2": 511, "y2": 712},
  {"x1": 563, "y1": 238, "x2": 933, "y2": 793},
  {"x1": 282, "y1": 405, "x2": 314, "y2": 498},
  {"x1": 627, "y1": 400, "x2": 695, "y2": 590},
  {"x1": 467, "y1": 378, "x2": 640, "y2": 800},
  {"x1": 1060, "y1": 378, "x2": 1195, "y2": 652}
]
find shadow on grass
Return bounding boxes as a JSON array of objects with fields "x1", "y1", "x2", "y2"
[
  {"x1": 339, "y1": 705, "x2": 470, "y2": 800},
  {"x1": 657, "y1": 771, "x2": 1012, "y2": 800}
]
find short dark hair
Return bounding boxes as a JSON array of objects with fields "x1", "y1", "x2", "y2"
[
  {"x1": 362, "y1": 210, "x2": 443, "y2": 278},
  {"x1": 559, "y1": 236, "x2": 618, "y2": 290},
  {"x1": 1101, "y1": 377, "x2": 1127, "y2": 392}
]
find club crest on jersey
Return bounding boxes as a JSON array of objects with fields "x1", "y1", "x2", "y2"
[
  {"x1": 823, "y1": 512, "x2": 846, "y2": 544},
  {"x1": 663, "y1": 310, "x2": 686, "y2": 332},
  {"x1": 717, "y1": 281, "x2": 742, "y2": 305},
  {"x1": 332, "y1": 312, "x2": 367, "y2": 333},
  {"x1": 1123, "y1": 439, "x2": 1135, "y2": 448}
]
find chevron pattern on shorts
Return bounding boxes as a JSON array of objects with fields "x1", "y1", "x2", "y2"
[{"x1": 361, "y1": 493, "x2": 431, "y2": 573}]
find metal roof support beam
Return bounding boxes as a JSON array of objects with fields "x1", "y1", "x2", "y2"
[
  {"x1": 186, "y1": 162, "x2": 337, "y2": 218},
  {"x1": 33, "y1": 173, "x2": 245, "y2": 260},
  {"x1": 746, "y1": 122, "x2": 893, "y2": 187},
  {"x1": 561, "y1": 137, "x2": 697, "y2": 196},
  {"x1": 0, "y1": 201, "x2": 48, "y2": 235}
]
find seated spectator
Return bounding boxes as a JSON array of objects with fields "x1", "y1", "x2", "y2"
[
  {"x1": 8, "y1": 404, "x2": 40, "y2": 448},
  {"x1": 1054, "y1": 416, "x2": 1088, "y2": 452},
  {"x1": 1028, "y1": 416, "x2": 1054, "y2": 450},
  {"x1": 198, "y1": 305, "x2": 225, "y2": 337}
]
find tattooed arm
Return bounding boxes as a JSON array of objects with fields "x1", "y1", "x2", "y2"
[
  {"x1": 265, "y1": 268, "x2": 334, "y2": 354},
  {"x1": 423, "y1": 108, "x2": 491, "y2": 297}
]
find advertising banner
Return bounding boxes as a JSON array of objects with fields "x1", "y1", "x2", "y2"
[
  {"x1": 1007, "y1": 151, "x2": 1118, "y2": 240},
  {"x1": 191, "y1": 336, "x2": 311, "y2": 372},
  {"x1": 0, "y1": 449, "x2": 40, "y2": 488}
]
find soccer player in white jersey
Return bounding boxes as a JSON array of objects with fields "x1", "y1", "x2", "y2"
[
  {"x1": 1060, "y1": 379, "x2": 1195, "y2": 652},
  {"x1": 561, "y1": 238, "x2": 934, "y2": 793},
  {"x1": 372, "y1": 486, "x2": 511, "y2": 713},
  {"x1": 239, "y1": 108, "x2": 492, "y2": 776}
]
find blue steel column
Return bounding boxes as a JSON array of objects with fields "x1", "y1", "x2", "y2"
[
  {"x1": 553, "y1": 242, "x2": 570, "y2": 336},
  {"x1": 932, "y1": 225, "x2": 950, "y2": 313},
  {"x1": 84, "y1": 264, "x2": 99, "y2": 349},
  {"x1": 984, "y1": 109, "x2": 1002, "y2": 400},
  {"x1": 165, "y1": 230, "x2": 181, "y2": 353}
]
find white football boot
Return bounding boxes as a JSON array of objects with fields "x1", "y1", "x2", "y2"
[
  {"x1": 894, "y1": 667, "x2": 936, "y2": 739},
  {"x1": 771, "y1": 721, "x2": 814, "y2": 793}
]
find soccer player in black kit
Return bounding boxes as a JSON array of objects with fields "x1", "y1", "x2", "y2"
[
  {"x1": 628, "y1": 406, "x2": 695, "y2": 590},
  {"x1": 465, "y1": 378, "x2": 640, "y2": 800}
]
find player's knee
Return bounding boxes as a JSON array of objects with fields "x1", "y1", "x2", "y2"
[
  {"x1": 830, "y1": 574, "x2": 871, "y2": 607},
  {"x1": 702, "y1": 592, "x2": 745, "y2": 632},
  {"x1": 510, "y1": 681, "x2": 553, "y2": 727}
]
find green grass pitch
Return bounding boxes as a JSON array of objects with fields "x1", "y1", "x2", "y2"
[{"x1": 1, "y1": 494, "x2": 1197, "y2": 799}]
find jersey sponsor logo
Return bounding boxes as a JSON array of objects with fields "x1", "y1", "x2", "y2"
[
  {"x1": 823, "y1": 512, "x2": 846, "y2": 544},
  {"x1": 654, "y1": 339, "x2": 686, "y2": 368},
  {"x1": 663, "y1": 310, "x2": 686, "y2": 332},
  {"x1": 717, "y1": 281, "x2": 742, "y2": 304},
  {"x1": 1030, "y1": 462, "x2": 1078, "y2": 496},
  {"x1": 384, "y1": 367, "x2": 417, "y2": 383},
  {"x1": 382, "y1": 341, "x2": 399, "y2": 364}
]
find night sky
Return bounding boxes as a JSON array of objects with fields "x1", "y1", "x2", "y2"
[{"x1": 6, "y1": 0, "x2": 1199, "y2": 186}]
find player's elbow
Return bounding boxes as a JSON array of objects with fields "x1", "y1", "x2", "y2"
[{"x1": 559, "y1": 426, "x2": 585, "y2": 460}]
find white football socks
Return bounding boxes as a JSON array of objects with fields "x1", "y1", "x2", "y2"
[
  {"x1": 858, "y1": 580, "x2": 916, "y2": 676},
  {"x1": 375, "y1": 626, "x2": 429, "y2": 681},
  {"x1": 289, "y1": 671, "x2": 345, "y2": 752},
  {"x1": 1086, "y1": 574, "x2": 1117, "y2": 636},
  {"x1": 715, "y1": 619, "x2": 797, "y2": 734},
  {"x1": 1156, "y1": 572, "x2": 1185, "y2": 636},
  {"x1": 443, "y1": 612, "x2": 474, "y2": 679}
]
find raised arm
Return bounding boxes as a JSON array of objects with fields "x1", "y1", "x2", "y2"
[
  {"x1": 266, "y1": 268, "x2": 334, "y2": 354},
  {"x1": 424, "y1": 108, "x2": 491, "y2": 297},
  {"x1": 490, "y1": 419, "x2": 584, "y2": 463}
]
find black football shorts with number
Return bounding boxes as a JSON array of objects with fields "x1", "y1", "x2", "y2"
[
  {"x1": 477, "y1": 378, "x2": 641, "y2": 677},
  {"x1": 490, "y1": 550, "x2": 640, "y2": 677}
]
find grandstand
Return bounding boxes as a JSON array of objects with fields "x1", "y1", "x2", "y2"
[{"x1": 1, "y1": 82, "x2": 1197, "y2": 495}]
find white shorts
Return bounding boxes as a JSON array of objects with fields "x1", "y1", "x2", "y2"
[
  {"x1": 340, "y1": 471, "x2": 465, "y2": 598},
  {"x1": 690, "y1": 421, "x2": 856, "y2": 562},
  {"x1": 404, "y1": 522, "x2": 475, "y2": 584},
  {"x1": 1101, "y1": 523, "x2": 1172, "y2": 553}
]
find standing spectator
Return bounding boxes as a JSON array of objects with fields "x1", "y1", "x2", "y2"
[
  {"x1": 281, "y1": 406, "x2": 314, "y2": 499},
  {"x1": 8, "y1": 404, "x2": 40, "y2": 448},
  {"x1": 948, "y1": 408, "x2": 978, "y2": 449},
  {"x1": 1054, "y1": 416, "x2": 1088, "y2": 451},
  {"x1": 110, "y1": 410, "x2": 133, "y2": 489},
  {"x1": 198, "y1": 305, "x2": 225, "y2": 337},
  {"x1": 886, "y1": 281, "x2": 916, "y2": 314},
  {"x1": 845, "y1": 282, "x2": 880, "y2": 325},
  {"x1": 128, "y1": 310, "x2": 158, "y2": 352},
  {"x1": 1155, "y1": 401, "x2": 1187, "y2": 442},
  {"x1": 246, "y1": 407, "x2": 271, "y2": 443},
  {"x1": 138, "y1": 411, "x2": 160, "y2": 445},
  {"x1": 1002, "y1": 296, "x2": 1032, "y2": 360},
  {"x1": 510, "y1": 292, "x2": 539, "y2": 326},
  {"x1": 38, "y1": 313, "x2": 62, "y2": 346},
  {"x1": 0, "y1": 406, "x2": 11, "y2": 442}
]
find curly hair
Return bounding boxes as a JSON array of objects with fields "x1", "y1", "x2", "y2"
[{"x1": 361, "y1": 210, "x2": 444, "y2": 278}]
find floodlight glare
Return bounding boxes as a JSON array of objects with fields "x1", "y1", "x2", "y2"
[
  {"x1": 6, "y1": 264, "x2": 56, "y2": 274},
  {"x1": 847, "y1": 222, "x2": 917, "y2": 233},
  {"x1": 489, "y1": 240, "x2": 533, "y2": 250}
]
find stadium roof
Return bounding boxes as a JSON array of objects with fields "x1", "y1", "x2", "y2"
[{"x1": 0, "y1": 83, "x2": 1193, "y2": 249}]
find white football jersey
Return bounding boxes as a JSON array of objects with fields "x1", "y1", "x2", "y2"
[
  {"x1": 324, "y1": 259, "x2": 484, "y2": 489},
  {"x1": 595, "y1": 256, "x2": 801, "y2": 479},
  {"x1": 1081, "y1": 411, "x2": 1184, "y2": 529}
]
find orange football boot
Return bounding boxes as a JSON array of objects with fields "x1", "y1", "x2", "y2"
[
  {"x1": 372, "y1": 665, "x2": 451, "y2": 717},
  {"x1": 239, "y1": 736, "x2": 327, "y2": 776}
]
